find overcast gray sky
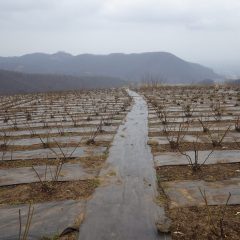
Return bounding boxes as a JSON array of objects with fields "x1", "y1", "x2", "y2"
[{"x1": 1, "y1": 0, "x2": 240, "y2": 75}]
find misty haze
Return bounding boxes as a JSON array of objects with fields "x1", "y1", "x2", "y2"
[{"x1": 0, "y1": 1, "x2": 240, "y2": 240}]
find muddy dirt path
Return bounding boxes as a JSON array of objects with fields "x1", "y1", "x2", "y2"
[{"x1": 79, "y1": 90, "x2": 170, "y2": 240}]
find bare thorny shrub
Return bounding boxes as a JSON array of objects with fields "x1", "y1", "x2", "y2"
[
  {"x1": 7, "y1": 111, "x2": 19, "y2": 130},
  {"x1": 198, "y1": 115, "x2": 212, "y2": 133},
  {"x1": 25, "y1": 111, "x2": 32, "y2": 121},
  {"x1": 32, "y1": 138, "x2": 83, "y2": 192},
  {"x1": 198, "y1": 112, "x2": 231, "y2": 147},
  {"x1": 182, "y1": 102, "x2": 196, "y2": 118},
  {"x1": 0, "y1": 130, "x2": 12, "y2": 161},
  {"x1": 235, "y1": 116, "x2": 240, "y2": 132},
  {"x1": 178, "y1": 135, "x2": 214, "y2": 172},
  {"x1": 37, "y1": 129, "x2": 52, "y2": 149},
  {"x1": 164, "y1": 121, "x2": 189, "y2": 150},
  {"x1": 86, "y1": 117, "x2": 104, "y2": 145},
  {"x1": 153, "y1": 102, "x2": 168, "y2": 125},
  {"x1": 207, "y1": 126, "x2": 231, "y2": 147},
  {"x1": 18, "y1": 202, "x2": 34, "y2": 240},
  {"x1": 210, "y1": 100, "x2": 225, "y2": 122},
  {"x1": 41, "y1": 114, "x2": 49, "y2": 129},
  {"x1": 0, "y1": 130, "x2": 11, "y2": 151},
  {"x1": 55, "y1": 120, "x2": 65, "y2": 136},
  {"x1": 66, "y1": 110, "x2": 81, "y2": 128},
  {"x1": 149, "y1": 97, "x2": 167, "y2": 122},
  {"x1": 199, "y1": 188, "x2": 232, "y2": 239}
]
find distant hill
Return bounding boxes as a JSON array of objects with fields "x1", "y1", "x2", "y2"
[
  {"x1": 0, "y1": 52, "x2": 221, "y2": 83},
  {"x1": 225, "y1": 79, "x2": 240, "y2": 85},
  {"x1": 0, "y1": 70, "x2": 126, "y2": 95},
  {"x1": 195, "y1": 79, "x2": 215, "y2": 85}
]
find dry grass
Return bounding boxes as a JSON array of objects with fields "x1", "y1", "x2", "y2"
[{"x1": 169, "y1": 205, "x2": 240, "y2": 240}]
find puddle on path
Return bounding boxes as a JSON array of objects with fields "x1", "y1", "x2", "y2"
[{"x1": 79, "y1": 90, "x2": 170, "y2": 240}]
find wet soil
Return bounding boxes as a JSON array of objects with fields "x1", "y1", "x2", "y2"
[
  {"x1": 0, "y1": 179, "x2": 99, "y2": 205},
  {"x1": 3, "y1": 140, "x2": 110, "y2": 151},
  {"x1": 0, "y1": 131, "x2": 116, "y2": 141},
  {"x1": 157, "y1": 163, "x2": 240, "y2": 182},
  {"x1": 151, "y1": 141, "x2": 240, "y2": 153},
  {"x1": 0, "y1": 155, "x2": 107, "y2": 169},
  {"x1": 169, "y1": 205, "x2": 240, "y2": 240}
]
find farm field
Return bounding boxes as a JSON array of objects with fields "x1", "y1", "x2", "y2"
[
  {"x1": 1, "y1": 0, "x2": 240, "y2": 239},
  {"x1": 0, "y1": 84, "x2": 240, "y2": 240},
  {"x1": 0, "y1": 88, "x2": 132, "y2": 239},
  {"x1": 139, "y1": 84, "x2": 240, "y2": 239}
]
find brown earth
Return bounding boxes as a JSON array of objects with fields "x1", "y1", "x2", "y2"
[
  {"x1": 0, "y1": 155, "x2": 107, "y2": 169},
  {"x1": 0, "y1": 179, "x2": 99, "y2": 205},
  {"x1": 156, "y1": 163, "x2": 240, "y2": 182},
  {"x1": 2, "y1": 140, "x2": 110, "y2": 151},
  {"x1": 151, "y1": 141, "x2": 240, "y2": 153},
  {"x1": 169, "y1": 205, "x2": 240, "y2": 240}
]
